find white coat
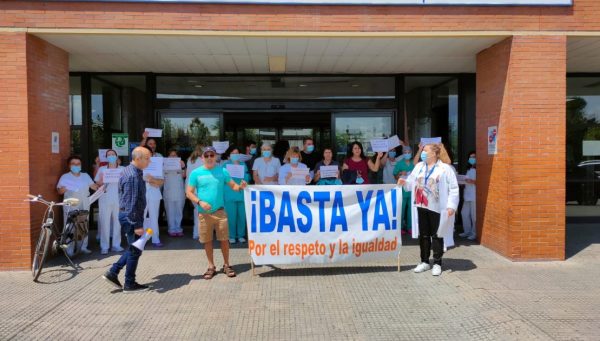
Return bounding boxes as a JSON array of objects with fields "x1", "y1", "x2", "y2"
[{"x1": 402, "y1": 160, "x2": 460, "y2": 248}]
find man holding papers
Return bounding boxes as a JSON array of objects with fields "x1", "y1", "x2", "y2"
[
  {"x1": 222, "y1": 146, "x2": 251, "y2": 244},
  {"x1": 186, "y1": 146, "x2": 247, "y2": 280}
]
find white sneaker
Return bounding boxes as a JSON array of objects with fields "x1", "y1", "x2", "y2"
[
  {"x1": 229, "y1": 239, "x2": 236, "y2": 244},
  {"x1": 432, "y1": 264, "x2": 442, "y2": 276},
  {"x1": 100, "y1": 249, "x2": 108, "y2": 255},
  {"x1": 81, "y1": 248, "x2": 92, "y2": 255},
  {"x1": 413, "y1": 262, "x2": 431, "y2": 273},
  {"x1": 238, "y1": 237, "x2": 247, "y2": 243},
  {"x1": 111, "y1": 247, "x2": 124, "y2": 252}
]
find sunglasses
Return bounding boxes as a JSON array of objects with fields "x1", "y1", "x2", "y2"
[{"x1": 203, "y1": 153, "x2": 216, "y2": 158}]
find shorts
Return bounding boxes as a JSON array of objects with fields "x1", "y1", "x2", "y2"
[{"x1": 198, "y1": 209, "x2": 229, "y2": 243}]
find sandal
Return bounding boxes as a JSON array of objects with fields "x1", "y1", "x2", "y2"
[
  {"x1": 222, "y1": 265, "x2": 236, "y2": 278},
  {"x1": 203, "y1": 267, "x2": 217, "y2": 280}
]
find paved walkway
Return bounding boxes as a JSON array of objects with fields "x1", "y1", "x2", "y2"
[{"x1": 1, "y1": 223, "x2": 599, "y2": 340}]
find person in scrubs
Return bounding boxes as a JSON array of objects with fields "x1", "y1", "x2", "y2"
[
  {"x1": 142, "y1": 140, "x2": 164, "y2": 247},
  {"x1": 393, "y1": 145, "x2": 415, "y2": 235},
  {"x1": 252, "y1": 143, "x2": 281, "y2": 185},
  {"x1": 57, "y1": 155, "x2": 99, "y2": 254},
  {"x1": 94, "y1": 149, "x2": 125, "y2": 254},
  {"x1": 187, "y1": 143, "x2": 205, "y2": 239},
  {"x1": 164, "y1": 149, "x2": 186, "y2": 237},
  {"x1": 278, "y1": 147, "x2": 312, "y2": 185},
  {"x1": 222, "y1": 146, "x2": 250, "y2": 244}
]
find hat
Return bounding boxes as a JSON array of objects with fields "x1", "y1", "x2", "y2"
[{"x1": 203, "y1": 146, "x2": 217, "y2": 155}]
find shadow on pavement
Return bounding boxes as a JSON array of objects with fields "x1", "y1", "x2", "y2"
[
  {"x1": 34, "y1": 267, "x2": 79, "y2": 284},
  {"x1": 566, "y1": 223, "x2": 600, "y2": 259},
  {"x1": 149, "y1": 273, "x2": 203, "y2": 293}
]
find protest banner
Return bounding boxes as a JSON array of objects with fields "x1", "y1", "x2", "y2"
[{"x1": 244, "y1": 184, "x2": 402, "y2": 266}]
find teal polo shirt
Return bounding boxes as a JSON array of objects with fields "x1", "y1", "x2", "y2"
[{"x1": 188, "y1": 165, "x2": 232, "y2": 214}]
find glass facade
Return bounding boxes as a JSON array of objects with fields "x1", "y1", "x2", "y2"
[
  {"x1": 69, "y1": 74, "x2": 472, "y2": 183},
  {"x1": 567, "y1": 77, "x2": 600, "y2": 217}
]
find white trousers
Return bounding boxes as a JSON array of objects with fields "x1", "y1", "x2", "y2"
[
  {"x1": 98, "y1": 201, "x2": 121, "y2": 251},
  {"x1": 165, "y1": 199, "x2": 184, "y2": 233},
  {"x1": 144, "y1": 198, "x2": 161, "y2": 243},
  {"x1": 461, "y1": 200, "x2": 477, "y2": 237}
]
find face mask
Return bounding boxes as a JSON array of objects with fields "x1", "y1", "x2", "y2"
[
  {"x1": 306, "y1": 145, "x2": 315, "y2": 153},
  {"x1": 70, "y1": 165, "x2": 81, "y2": 174},
  {"x1": 107, "y1": 155, "x2": 118, "y2": 164},
  {"x1": 250, "y1": 148, "x2": 257, "y2": 155},
  {"x1": 403, "y1": 153, "x2": 412, "y2": 160},
  {"x1": 230, "y1": 154, "x2": 241, "y2": 162},
  {"x1": 388, "y1": 151, "x2": 396, "y2": 159},
  {"x1": 356, "y1": 176, "x2": 364, "y2": 184},
  {"x1": 262, "y1": 150, "x2": 272, "y2": 158},
  {"x1": 468, "y1": 157, "x2": 476, "y2": 166},
  {"x1": 290, "y1": 157, "x2": 299, "y2": 165},
  {"x1": 420, "y1": 151, "x2": 428, "y2": 162}
]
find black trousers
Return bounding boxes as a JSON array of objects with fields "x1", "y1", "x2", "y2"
[{"x1": 417, "y1": 207, "x2": 444, "y2": 266}]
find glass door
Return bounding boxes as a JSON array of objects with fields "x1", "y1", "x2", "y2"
[{"x1": 157, "y1": 110, "x2": 222, "y2": 160}]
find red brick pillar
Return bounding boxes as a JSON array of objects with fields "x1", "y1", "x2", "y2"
[
  {"x1": 476, "y1": 35, "x2": 566, "y2": 261},
  {"x1": 0, "y1": 33, "x2": 69, "y2": 270}
]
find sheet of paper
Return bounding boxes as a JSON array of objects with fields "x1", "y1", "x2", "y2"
[
  {"x1": 212, "y1": 141, "x2": 230, "y2": 154},
  {"x1": 144, "y1": 128, "x2": 162, "y2": 138},
  {"x1": 387, "y1": 135, "x2": 401, "y2": 150},
  {"x1": 143, "y1": 157, "x2": 164, "y2": 178},
  {"x1": 370, "y1": 139, "x2": 389, "y2": 153},
  {"x1": 103, "y1": 168, "x2": 123, "y2": 184},
  {"x1": 88, "y1": 185, "x2": 105, "y2": 206},
  {"x1": 420, "y1": 137, "x2": 442, "y2": 145},
  {"x1": 319, "y1": 165, "x2": 339, "y2": 178},
  {"x1": 163, "y1": 157, "x2": 182, "y2": 171},
  {"x1": 437, "y1": 209, "x2": 454, "y2": 238},
  {"x1": 291, "y1": 167, "x2": 310, "y2": 180},
  {"x1": 238, "y1": 154, "x2": 252, "y2": 162},
  {"x1": 60, "y1": 178, "x2": 80, "y2": 192},
  {"x1": 226, "y1": 164, "x2": 245, "y2": 179},
  {"x1": 98, "y1": 149, "x2": 109, "y2": 163},
  {"x1": 456, "y1": 174, "x2": 467, "y2": 185}
]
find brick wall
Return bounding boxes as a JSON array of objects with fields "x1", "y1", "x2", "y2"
[
  {"x1": 0, "y1": 1, "x2": 597, "y2": 32},
  {"x1": 476, "y1": 35, "x2": 566, "y2": 261},
  {"x1": 0, "y1": 32, "x2": 69, "y2": 270}
]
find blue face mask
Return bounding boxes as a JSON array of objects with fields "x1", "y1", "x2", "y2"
[
  {"x1": 70, "y1": 165, "x2": 81, "y2": 174},
  {"x1": 420, "y1": 151, "x2": 428, "y2": 162},
  {"x1": 230, "y1": 154, "x2": 241, "y2": 162},
  {"x1": 356, "y1": 176, "x2": 365, "y2": 184},
  {"x1": 290, "y1": 157, "x2": 299, "y2": 165},
  {"x1": 250, "y1": 148, "x2": 257, "y2": 155},
  {"x1": 388, "y1": 151, "x2": 396, "y2": 159},
  {"x1": 403, "y1": 153, "x2": 412, "y2": 160},
  {"x1": 107, "y1": 155, "x2": 118, "y2": 164},
  {"x1": 306, "y1": 145, "x2": 315, "y2": 153},
  {"x1": 262, "y1": 150, "x2": 272, "y2": 158},
  {"x1": 468, "y1": 157, "x2": 476, "y2": 166}
]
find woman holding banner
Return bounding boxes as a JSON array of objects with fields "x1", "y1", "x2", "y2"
[
  {"x1": 278, "y1": 147, "x2": 312, "y2": 185},
  {"x1": 94, "y1": 149, "x2": 125, "y2": 254},
  {"x1": 397, "y1": 143, "x2": 459, "y2": 276},
  {"x1": 222, "y1": 146, "x2": 250, "y2": 244}
]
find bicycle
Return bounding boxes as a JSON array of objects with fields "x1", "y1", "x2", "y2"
[{"x1": 27, "y1": 194, "x2": 89, "y2": 282}]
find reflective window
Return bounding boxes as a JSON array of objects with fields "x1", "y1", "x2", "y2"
[
  {"x1": 160, "y1": 113, "x2": 221, "y2": 158},
  {"x1": 69, "y1": 76, "x2": 82, "y2": 155},
  {"x1": 567, "y1": 77, "x2": 600, "y2": 214},
  {"x1": 333, "y1": 113, "x2": 393, "y2": 160},
  {"x1": 405, "y1": 77, "x2": 459, "y2": 164}
]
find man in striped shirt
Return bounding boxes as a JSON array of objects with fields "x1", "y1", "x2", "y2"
[{"x1": 103, "y1": 147, "x2": 152, "y2": 293}]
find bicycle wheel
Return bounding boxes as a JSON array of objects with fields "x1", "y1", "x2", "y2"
[{"x1": 32, "y1": 227, "x2": 51, "y2": 281}]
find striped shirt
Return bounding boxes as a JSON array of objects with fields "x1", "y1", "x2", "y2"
[{"x1": 118, "y1": 164, "x2": 146, "y2": 224}]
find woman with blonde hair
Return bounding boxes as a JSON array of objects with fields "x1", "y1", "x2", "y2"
[
  {"x1": 278, "y1": 147, "x2": 312, "y2": 185},
  {"x1": 187, "y1": 143, "x2": 204, "y2": 239},
  {"x1": 398, "y1": 142, "x2": 459, "y2": 276}
]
